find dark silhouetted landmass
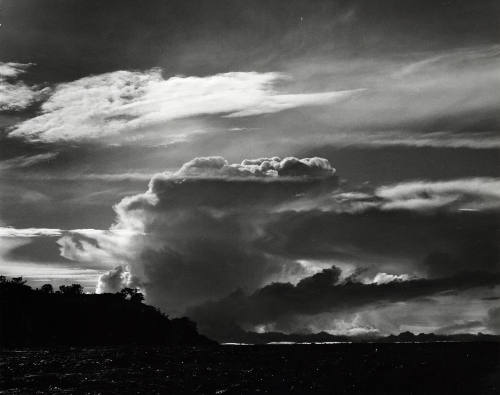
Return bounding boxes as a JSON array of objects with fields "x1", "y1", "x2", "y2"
[
  {"x1": 221, "y1": 329, "x2": 500, "y2": 344},
  {"x1": 0, "y1": 277, "x2": 215, "y2": 347}
]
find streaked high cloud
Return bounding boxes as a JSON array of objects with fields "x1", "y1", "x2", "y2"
[
  {"x1": 0, "y1": 227, "x2": 64, "y2": 238},
  {"x1": 9, "y1": 70, "x2": 361, "y2": 143},
  {"x1": 268, "y1": 45, "x2": 500, "y2": 150},
  {"x1": 0, "y1": 153, "x2": 58, "y2": 171},
  {"x1": 5, "y1": 46, "x2": 499, "y2": 152},
  {"x1": 375, "y1": 178, "x2": 500, "y2": 212},
  {"x1": 0, "y1": 226, "x2": 137, "y2": 239},
  {"x1": 287, "y1": 177, "x2": 500, "y2": 213},
  {"x1": 316, "y1": 45, "x2": 500, "y2": 127},
  {"x1": 310, "y1": 131, "x2": 500, "y2": 150}
]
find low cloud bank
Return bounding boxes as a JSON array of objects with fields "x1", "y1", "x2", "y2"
[{"x1": 188, "y1": 266, "x2": 500, "y2": 337}]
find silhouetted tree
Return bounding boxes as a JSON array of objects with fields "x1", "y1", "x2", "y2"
[
  {"x1": 131, "y1": 292, "x2": 144, "y2": 303},
  {"x1": 0, "y1": 276, "x2": 31, "y2": 295},
  {"x1": 120, "y1": 287, "x2": 144, "y2": 303},
  {"x1": 12, "y1": 277, "x2": 26, "y2": 285},
  {"x1": 0, "y1": 277, "x2": 214, "y2": 347},
  {"x1": 40, "y1": 284, "x2": 54, "y2": 294},
  {"x1": 59, "y1": 284, "x2": 84, "y2": 296}
]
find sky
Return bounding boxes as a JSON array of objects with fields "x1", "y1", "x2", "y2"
[{"x1": 0, "y1": 0, "x2": 499, "y2": 339}]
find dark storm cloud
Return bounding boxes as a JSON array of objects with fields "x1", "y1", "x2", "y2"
[
  {"x1": 57, "y1": 156, "x2": 500, "y2": 322},
  {"x1": 260, "y1": 208, "x2": 500, "y2": 277},
  {"x1": 435, "y1": 320, "x2": 484, "y2": 335},
  {"x1": 486, "y1": 307, "x2": 500, "y2": 333},
  {"x1": 188, "y1": 266, "x2": 500, "y2": 333},
  {"x1": 59, "y1": 156, "x2": 339, "y2": 312}
]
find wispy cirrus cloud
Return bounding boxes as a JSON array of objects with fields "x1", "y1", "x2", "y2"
[
  {"x1": 284, "y1": 177, "x2": 500, "y2": 214},
  {"x1": 316, "y1": 131, "x2": 500, "y2": 150},
  {"x1": 0, "y1": 152, "x2": 58, "y2": 171},
  {"x1": 375, "y1": 178, "x2": 500, "y2": 212},
  {"x1": 0, "y1": 227, "x2": 64, "y2": 238},
  {"x1": 9, "y1": 70, "x2": 362, "y2": 143},
  {"x1": 0, "y1": 227, "x2": 137, "y2": 238},
  {"x1": 280, "y1": 45, "x2": 500, "y2": 150}
]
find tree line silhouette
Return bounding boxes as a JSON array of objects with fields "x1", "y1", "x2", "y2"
[{"x1": 0, "y1": 276, "x2": 214, "y2": 347}]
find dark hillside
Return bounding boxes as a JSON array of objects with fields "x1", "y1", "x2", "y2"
[{"x1": 0, "y1": 277, "x2": 215, "y2": 347}]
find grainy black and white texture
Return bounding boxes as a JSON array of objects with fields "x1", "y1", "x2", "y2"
[
  {"x1": 1, "y1": 0, "x2": 500, "y2": 343},
  {"x1": 1, "y1": 344, "x2": 500, "y2": 394}
]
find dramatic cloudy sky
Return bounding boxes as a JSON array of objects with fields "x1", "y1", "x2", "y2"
[{"x1": 1, "y1": 0, "x2": 499, "y2": 339}]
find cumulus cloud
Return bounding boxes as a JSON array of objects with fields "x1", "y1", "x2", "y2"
[
  {"x1": 55, "y1": 156, "x2": 500, "y2": 335},
  {"x1": 0, "y1": 62, "x2": 46, "y2": 111},
  {"x1": 59, "y1": 155, "x2": 338, "y2": 313},
  {"x1": 9, "y1": 69, "x2": 361, "y2": 142},
  {"x1": 0, "y1": 63, "x2": 33, "y2": 78},
  {"x1": 369, "y1": 273, "x2": 410, "y2": 285},
  {"x1": 96, "y1": 265, "x2": 139, "y2": 294},
  {"x1": 175, "y1": 155, "x2": 335, "y2": 179}
]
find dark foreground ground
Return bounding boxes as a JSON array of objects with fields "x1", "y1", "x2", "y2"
[{"x1": 1, "y1": 343, "x2": 499, "y2": 394}]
